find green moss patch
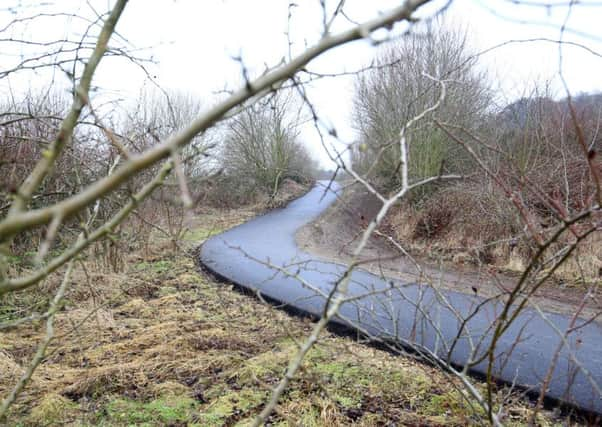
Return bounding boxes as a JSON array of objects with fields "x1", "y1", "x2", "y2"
[
  {"x1": 134, "y1": 260, "x2": 174, "y2": 274},
  {"x1": 102, "y1": 394, "x2": 197, "y2": 426}
]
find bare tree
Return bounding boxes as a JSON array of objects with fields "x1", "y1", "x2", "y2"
[
  {"x1": 222, "y1": 92, "x2": 316, "y2": 200},
  {"x1": 352, "y1": 20, "x2": 491, "y2": 197}
]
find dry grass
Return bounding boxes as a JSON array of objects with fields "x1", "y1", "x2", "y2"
[
  {"x1": 386, "y1": 182, "x2": 602, "y2": 286},
  {"x1": 0, "y1": 195, "x2": 591, "y2": 426},
  {"x1": 388, "y1": 183, "x2": 521, "y2": 265}
]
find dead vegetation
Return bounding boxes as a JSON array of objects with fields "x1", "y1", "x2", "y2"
[{"x1": 386, "y1": 181, "x2": 602, "y2": 285}]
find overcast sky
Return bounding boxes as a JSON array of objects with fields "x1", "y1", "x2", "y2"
[{"x1": 2, "y1": 0, "x2": 602, "y2": 168}]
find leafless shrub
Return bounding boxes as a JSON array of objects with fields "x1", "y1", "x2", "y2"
[
  {"x1": 0, "y1": 91, "x2": 119, "y2": 254},
  {"x1": 390, "y1": 182, "x2": 526, "y2": 265},
  {"x1": 490, "y1": 89, "x2": 601, "y2": 212},
  {"x1": 115, "y1": 90, "x2": 219, "y2": 252}
]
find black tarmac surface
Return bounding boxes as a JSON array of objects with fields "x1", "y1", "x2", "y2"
[{"x1": 199, "y1": 181, "x2": 602, "y2": 414}]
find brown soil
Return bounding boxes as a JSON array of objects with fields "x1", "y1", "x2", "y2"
[{"x1": 296, "y1": 182, "x2": 602, "y2": 321}]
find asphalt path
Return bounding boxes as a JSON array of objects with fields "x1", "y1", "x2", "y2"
[{"x1": 199, "y1": 181, "x2": 602, "y2": 415}]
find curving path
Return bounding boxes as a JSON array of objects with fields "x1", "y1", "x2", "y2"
[{"x1": 199, "y1": 181, "x2": 602, "y2": 415}]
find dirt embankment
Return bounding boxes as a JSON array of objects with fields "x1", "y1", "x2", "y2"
[{"x1": 296, "y1": 183, "x2": 602, "y2": 319}]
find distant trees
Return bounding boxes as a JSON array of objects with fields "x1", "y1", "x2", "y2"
[
  {"x1": 487, "y1": 90, "x2": 602, "y2": 244},
  {"x1": 121, "y1": 91, "x2": 218, "y2": 178},
  {"x1": 1, "y1": 91, "x2": 85, "y2": 208},
  {"x1": 0, "y1": 82, "x2": 317, "y2": 255},
  {"x1": 118, "y1": 90, "x2": 220, "y2": 209},
  {"x1": 221, "y1": 93, "x2": 317, "y2": 200},
  {"x1": 0, "y1": 91, "x2": 117, "y2": 250},
  {"x1": 495, "y1": 91, "x2": 602, "y2": 214},
  {"x1": 351, "y1": 21, "x2": 491, "y2": 198}
]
